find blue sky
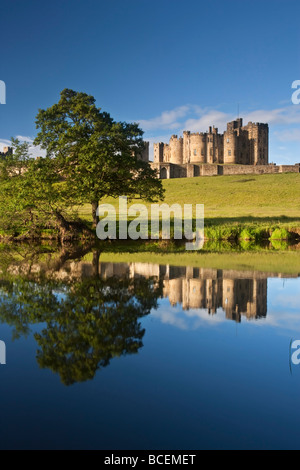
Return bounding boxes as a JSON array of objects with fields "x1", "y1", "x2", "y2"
[{"x1": 0, "y1": 0, "x2": 299, "y2": 163}]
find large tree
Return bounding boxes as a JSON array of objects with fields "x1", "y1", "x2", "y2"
[{"x1": 34, "y1": 89, "x2": 164, "y2": 228}]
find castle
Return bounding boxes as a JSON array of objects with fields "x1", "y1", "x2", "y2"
[
  {"x1": 147, "y1": 118, "x2": 300, "y2": 178},
  {"x1": 0, "y1": 146, "x2": 12, "y2": 158}
]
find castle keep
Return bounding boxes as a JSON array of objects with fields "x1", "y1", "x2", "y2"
[{"x1": 151, "y1": 118, "x2": 273, "y2": 179}]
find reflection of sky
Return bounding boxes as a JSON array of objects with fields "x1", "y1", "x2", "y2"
[
  {"x1": 151, "y1": 278, "x2": 300, "y2": 337},
  {"x1": 1, "y1": 271, "x2": 300, "y2": 449}
]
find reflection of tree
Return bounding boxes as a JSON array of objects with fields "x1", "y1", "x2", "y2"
[{"x1": 0, "y1": 249, "x2": 163, "y2": 385}]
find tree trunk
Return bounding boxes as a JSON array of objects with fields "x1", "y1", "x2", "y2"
[
  {"x1": 92, "y1": 201, "x2": 99, "y2": 229},
  {"x1": 55, "y1": 210, "x2": 71, "y2": 233},
  {"x1": 92, "y1": 250, "x2": 101, "y2": 277}
]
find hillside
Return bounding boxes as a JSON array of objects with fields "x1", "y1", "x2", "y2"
[{"x1": 79, "y1": 173, "x2": 300, "y2": 221}]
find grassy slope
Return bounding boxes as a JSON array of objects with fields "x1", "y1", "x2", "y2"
[
  {"x1": 78, "y1": 173, "x2": 300, "y2": 233},
  {"x1": 161, "y1": 173, "x2": 300, "y2": 219},
  {"x1": 79, "y1": 173, "x2": 300, "y2": 219}
]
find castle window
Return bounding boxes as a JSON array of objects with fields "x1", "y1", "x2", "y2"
[
  {"x1": 194, "y1": 149, "x2": 197, "y2": 156},
  {"x1": 228, "y1": 150, "x2": 232, "y2": 156},
  {"x1": 227, "y1": 138, "x2": 230, "y2": 143}
]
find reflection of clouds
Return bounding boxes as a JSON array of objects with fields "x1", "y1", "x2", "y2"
[
  {"x1": 264, "y1": 279, "x2": 300, "y2": 334},
  {"x1": 263, "y1": 314, "x2": 300, "y2": 333},
  {"x1": 151, "y1": 300, "x2": 227, "y2": 331},
  {"x1": 272, "y1": 293, "x2": 300, "y2": 310}
]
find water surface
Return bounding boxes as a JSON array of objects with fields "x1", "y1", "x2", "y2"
[{"x1": 0, "y1": 246, "x2": 299, "y2": 449}]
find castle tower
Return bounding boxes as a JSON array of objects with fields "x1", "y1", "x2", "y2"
[
  {"x1": 189, "y1": 133, "x2": 207, "y2": 163},
  {"x1": 169, "y1": 135, "x2": 184, "y2": 164},
  {"x1": 183, "y1": 131, "x2": 190, "y2": 163},
  {"x1": 140, "y1": 141, "x2": 149, "y2": 162},
  {"x1": 223, "y1": 129, "x2": 238, "y2": 164},
  {"x1": 154, "y1": 143, "x2": 165, "y2": 163},
  {"x1": 207, "y1": 127, "x2": 215, "y2": 164},
  {"x1": 244, "y1": 122, "x2": 269, "y2": 165}
]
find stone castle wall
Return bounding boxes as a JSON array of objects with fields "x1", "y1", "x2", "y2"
[{"x1": 151, "y1": 162, "x2": 300, "y2": 179}]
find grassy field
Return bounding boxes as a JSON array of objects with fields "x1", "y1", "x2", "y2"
[
  {"x1": 79, "y1": 173, "x2": 300, "y2": 218},
  {"x1": 77, "y1": 173, "x2": 300, "y2": 240},
  {"x1": 91, "y1": 250, "x2": 300, "y2": 275}
]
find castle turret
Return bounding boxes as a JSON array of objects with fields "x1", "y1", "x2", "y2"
[
  {"x1": 139, "y1": 141, "x2": 149, "y2": 162},
  {"x1": 223, "y1": 129, "x2": 238, "y2": 164},
  {"x1": 189, "y1": 133, "x2": 207, "y2": 163},
  {"x1": 169, "y1": 135, "x2": 183, "y2": 164},
  {"x1": 183, "y1": 131, "x2": 190, "y2": 163},
  {"x1": 154, "y1": 143, "x2": 164, "y2": 163},
  {"x1": 244, "y1": 122, "x2": 269, "y2": 165}
]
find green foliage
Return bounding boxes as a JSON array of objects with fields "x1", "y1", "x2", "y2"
[
  {"x1": 34, "y1": 89, "x2": 164, "y2": 227},
  {"x1": 270, "y1": 228, "x2": 290, "y2": 240},
  {"x1": 0, "y1": 139, "x2": 79, "y2": 238},
  {"x1": 0, "y1": 248, "x2": 163, "y2": 385}
]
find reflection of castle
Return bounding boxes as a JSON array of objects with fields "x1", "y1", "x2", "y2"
[
  {"x1": 158, "y1": 266, "x2": 267, "y2": 323},
  {"x1": 98, "y1": 263, "x2": 268, "y2": 323},
  {"x1": 14, "y1": 256, "x2": 297, "y2": 324},
  {"x1": 164, "y1": 272, "x2": 267, "y2": 322}
]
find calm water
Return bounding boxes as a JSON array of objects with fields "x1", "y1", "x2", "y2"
[{"x1": 0, "y1": 247, "x2": 300, "y2": 449}]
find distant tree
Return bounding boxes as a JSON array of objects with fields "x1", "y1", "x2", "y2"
[
  {"x1": 0, "y1": 138, "x2": 32, "y2": 234},
  {"x1": 0, "y1": 139, "x2": 87, "y2": 240},
  {"x1": 34, "y1": 89, "x2": 165, "y2": 228}
]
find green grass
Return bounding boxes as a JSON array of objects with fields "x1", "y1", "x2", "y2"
[
  {"x1": 89, "y1": 251, "x2": 300, "y2": 275},
  {"x1": 79, "y1": 173, "x2": 300, "y2": 218},
  {"x1": 77, "y1": 173, "x2": 300, "y2": 241}
]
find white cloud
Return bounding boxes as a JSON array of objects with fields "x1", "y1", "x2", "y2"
[
  {"x1": 15, "y1": 135, "x2": 34, "y2": 143},
  {"x1": 0, "y1": 139, "x2": 12, "y2": 151},
  {"x1": 275, "y1": 129, "x2": 300, "y2": 142},
  {"x1": 138, "y1": 105, "x2": 191, "y2": 131},
  {"x1": 137, "y1": 103, "x2": 300, "y2": 135},
  {"x1": 243, "y1": 105, "x2": 300, "y2": 126},
  {"x1": 183, "y1": 110, "x2": 231, "y2": 133}
]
